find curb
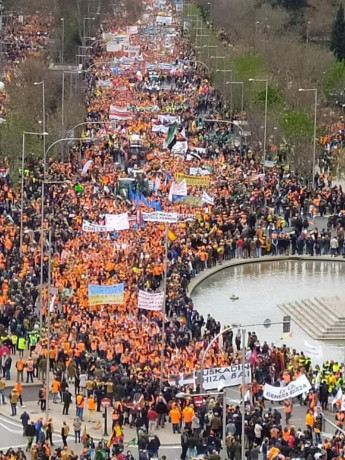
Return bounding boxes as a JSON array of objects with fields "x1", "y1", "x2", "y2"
[{"x1": 188, "y1": 255, "x2": 345, "y2": 295}]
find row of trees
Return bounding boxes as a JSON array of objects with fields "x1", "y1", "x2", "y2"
[{"x1": 0, "y1": 0, "x2": 142, "y2": 178}]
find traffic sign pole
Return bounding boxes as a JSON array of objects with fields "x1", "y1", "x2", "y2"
[{"x1": 101, "y1": 398, "x2": 111, "y2": 437}]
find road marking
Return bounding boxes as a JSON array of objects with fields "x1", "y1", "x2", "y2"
[
  {"x1": 0, "y1": 416, "x2": 23, "y2": 427},
  {"x1": 0, "y1": 444, "x2": 27, "y2": 450},
  {"x1": 0, "y1": 421, "x2": 22, "y2": 434}
]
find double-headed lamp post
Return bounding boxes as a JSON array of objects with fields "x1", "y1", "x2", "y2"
[
  {"x1": 249, "y1": 78, "x2": 268, "y2": 174},
  {"x1": 200, "y1": 319, "x2": 289, "y2": 460},
  {"x1": 298, "y1": 88, "x2": 317, "y2": 188}
]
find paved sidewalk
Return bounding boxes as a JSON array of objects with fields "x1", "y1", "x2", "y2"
[{"x1": 0, "y1": 394, "x2": 182, "y2": 445}]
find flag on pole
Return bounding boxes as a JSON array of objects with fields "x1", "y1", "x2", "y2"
[
  {"x1": 163, "y1": 122, "x2": 178, "y2": 150},
  {"x1": 201, "y1": 190, "x2": 215, "y2": 206},
  {"x1": 333, "y1": 387, "x2": 343, "y2": 406},
  {"x1": 168, "y1": 229, "x2": 177, "y2": 242}
]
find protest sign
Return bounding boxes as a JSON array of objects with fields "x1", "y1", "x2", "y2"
[
  {"x1": 82, "y1": 221, "x2": 112, "y2": 233},
  {"x1": 138, "y1": 290, "x2": 164, "y2": 311},
  {"x1": 88, "y1": 283, "x2": 124, "y2": 306},
  {"x1": 105, "y1": 213, "x2": 129, "y2": 231},
  {"x1": 175, "y1": 173, "x2": 210, "y2": 186},
  {"x1": 200, "y1": 364, "x2": 251, "y2": 390},
  {"x1": 304, "y1": 341, "x2": 323, "y2": 363},
  {"x1": 263, "y1": 374, "x2": 311, "y2": 401},
  {"x1": 142, "y1": 211, "x2": 178, "y2": 223},
  {"x1": 169, "y1": 180, "x2": 187, "y2": 201}
]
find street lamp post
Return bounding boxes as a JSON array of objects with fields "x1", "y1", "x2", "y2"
[
  {"x1": 20, "y1": 131, "x2": 49, "y2": 257},
  {"x1": 298, "y1": 88, "x2": 317, "y2": 188},
  {"x1": 249, "y1": 78, "x2": 268, "y2": 174},
  {"x1": 226, "y1": 81, "x2": 244, "y2": 113},
  {"x1": 200, "y1": 320, "x2": 287, "y2": 460},
  {"x1": 61, "y1": 70, "x2": 83, "y2": 160},
  {"x1": 60, "y1": 18, "x2": 64, "y2": 64},
  {"x1": 83, "y1": 17, "x2": 95, "y2": 47},
  {"x1": 33, "y1": 81, "x2": 46, "y2": 176},
  {"x1": 210, "y1": 54, "x2": 225, "y2": 75},
  {"x1": 216, "y1": 69, "x2": 232, "y2": 109},
  {"x1": 306, "y1": 21, "x2": 311, "y2": 45}
]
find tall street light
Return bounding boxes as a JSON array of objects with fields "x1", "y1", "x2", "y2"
[
  {"x1": 299, "y1": 88, "x2": 317, "y2": 188},
  {"x1": 20, "y1": 131, "x2": 49, "y2": 257},
  {"x1": 249, "y1": 78, "x2": 268, "y2": 174},
  {"x1": 60, "y1": 18, "x2": 64, "y2": 64},
  {"x1": 216, "y1": 69, "x2": 232, "y2": 109},
  {"x1": 61, "y1": 70, "x2": 83, "y2": 160},
  {"x1": 306, "y1": 21, "x2": 311, "y2": 45},
  {"x1": 83, "y1": 17, "x2": 95, "y2": 47},
  {"x1": 33, "y1": 81, "x2": 46, "y2": 176},
  {"x1": 40, "y1": 179, "x2": 71, "y2": 422},
  {"x1": 226, "y1": 81, "x2": 244, "y2": 114}
]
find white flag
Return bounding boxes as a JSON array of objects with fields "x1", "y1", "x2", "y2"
[
  {"x1": 138, "y1": 290, "x2": 164, "y2": 311},
  {"x1": 333, "y1": 388, "x2": 343, "y2": 406},
  {"x1": 155, "y1": 177, "x2": 161, "y2": 193},
  {"x1": 169, "y1": 180, "x2": 187, "y2": 201},
  {"x1": 82, "y1": 160, "x2": 93, "y2": 175},
  {"x1": 201, "y1": 190, "x2": 214, "y2": 206}
]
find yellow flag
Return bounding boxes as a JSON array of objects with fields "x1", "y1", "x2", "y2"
[{"x1": 168, "y1": 229, "x2": 176, "y2": 242}]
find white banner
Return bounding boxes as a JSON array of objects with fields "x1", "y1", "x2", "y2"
[
  {"x1": 304, "y1": 341, "x2": 323, "y2": 363},
  {"x1": 142, "y1": 211, "x2": 178, "y2": 223},
  {"x1": 152, "y1": 124, "x2": 170, "y2": 134},
  {"x1": 189, "y1": 167, "x2": 210, "y2": 176},
  {"x1": 83, "y1": 220, "x2": 113, "y2": 233},
  {"x1": 127, "y1": 26, "x2": 138, "y2": 34},
  {"x1": 169, "y1": 180, "x2": 187, "y2": 201},
  {"x1": 172, "y1": 140, "x2": 188, "y2": 154},
  {"x1": 158, "y1": 115, "x2": 180, "y2": 124},
  {"x1": 263, "y1": 374, "x2": 311, "y2": 401},
  {"x1": 156, "y1": 16, "x2": 173, "y2": 25},
  {"x1": 106, "y1": 42, "x2": 123, "y2": 52},
  {"x1": 105, "y1": 213, "x2": 129, "y2": 231},
  {"x1": 138, "y1": 290, "x2": 164, "y2": 311},
  {"x1": 201, "y1": 364, "x2": 251, "y2": 391}
]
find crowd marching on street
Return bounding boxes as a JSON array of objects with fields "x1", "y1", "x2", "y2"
[{"x1": 1, "y1": 0, "x2": 345, "y2": 459}]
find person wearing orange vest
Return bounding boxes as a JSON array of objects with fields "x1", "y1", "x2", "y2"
[
  {"x1": 87, "y1": 395, "x2": 96, "y2": 422},
  {"x1": 182, "y1": 404, "x2": 195, "y2": 430},
  {"x1": 76, "y1": 393, "x2": 85, "y2": 421},
  {"x1": 169, "y1": 404, "x2": 182, "y2": 433},
  {"x1": 14, "y1": 381, "x2": 24, "y2": 407},
  {"x1": 284, "y1": 399, "x2": 292, "y2": 425},
  {"x1": 51, "y1": 378, "x2": 61, "y2": 404},
  {"x1": 16, "y1": 357, "x2": 25, "y2": 383}
]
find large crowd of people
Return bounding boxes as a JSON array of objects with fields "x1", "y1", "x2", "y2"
[{"x1": 1, "y1": 0, "x2": 345, "y2": 459}]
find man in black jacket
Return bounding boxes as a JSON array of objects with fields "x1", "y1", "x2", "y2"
[
  {"x1": 62, "y1": 390, "x2": 72, "y2": 415},
  {"x1": 25, "y1": 421, "x2": 36, "y2": 451}
]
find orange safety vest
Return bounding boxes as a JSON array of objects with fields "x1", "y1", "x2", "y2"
[{"x1": 76, "y1": 395, "x2": 85, "y2": 408}]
